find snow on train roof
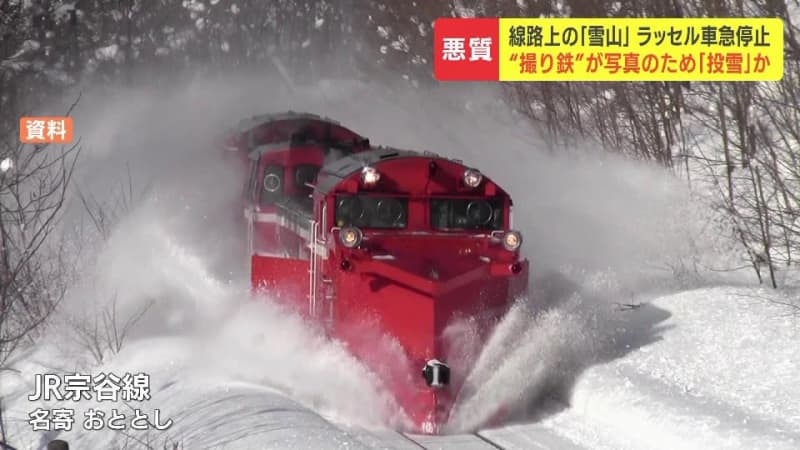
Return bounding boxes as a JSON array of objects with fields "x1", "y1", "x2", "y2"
[
  {"x1": 231, "y1": 111, "x2": 341, "y2": 135},
  {"x1": 315, "y1": 146, "x2": 458, "y2": 194},
  {"x1": 246, "y1": 138, "x2": 368, "y2": 161}
]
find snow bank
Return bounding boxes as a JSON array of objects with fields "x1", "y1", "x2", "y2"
[
  {"x1": 2, "y1": 336, "x2": 376, "y2": 449},
  {"x1": 490, "y1": 286, "x2": 800, "y2": 450}
]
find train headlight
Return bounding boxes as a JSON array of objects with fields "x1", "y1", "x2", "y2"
[
  {"x1": 463, "y1": 168, "x2": 483, "y2": 188},
  {"x1": 361, "y1": 166, "x2": 381, "y2": 187},
  {"x1": 502, "y1": 230, "x2": 522, "y2": 251},
  {"x1": 339, "y1": 226, "x2": 363, "y2": 248}
]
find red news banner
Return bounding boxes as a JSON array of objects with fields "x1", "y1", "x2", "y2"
[{"x1": 433, "y1": 17, "x2": 784, "y2": 82}]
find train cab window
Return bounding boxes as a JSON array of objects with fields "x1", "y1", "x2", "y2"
[
  {"x1": 293, "y1": 164, "x2": 319, "y2": 211},
  {"x1": 294, "y1": 165, "x2": 320, "y2": 194},
  {"x1": 260, "y1": 164, "x2": 284, "y2": 205},
  {"x1": 430, "y1": 198, "x2": 504, "y2": 230},
  {"x1": 335, "y1": 195, "x2": 408, "y2": 229}
]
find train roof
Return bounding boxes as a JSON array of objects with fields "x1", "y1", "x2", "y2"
[
  {"x1": 231, "y1": 111, "x2": 342, "y2": 135},
  {"x1": 315, "y1": 146, "x2": 468, "y2": 194},
  {"x1": 247, "y1": 138, "x2": 369, "y2": 161}
]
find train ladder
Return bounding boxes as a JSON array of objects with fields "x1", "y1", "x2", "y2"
[
  {"x1": 308, "y1": 218, "x2": 334, "y2": 327},
  {"x1": 308, "y1": 219, "x2": 319, "y2": 317},
  {"x1": 245, "y1": 206, "x2": 254, "y2": 274}
]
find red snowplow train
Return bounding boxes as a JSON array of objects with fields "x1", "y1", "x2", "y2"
[{"x1": 222, "y1": 112, "x2": 529, "y2": 434}]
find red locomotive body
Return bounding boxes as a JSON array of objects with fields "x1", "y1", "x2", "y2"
[
  {"x1": 228, "y1": 113, "x2": 528, "y2": 434},
  {"x1": 221, "y1": 112, "x2": 371, "y2": 265}
]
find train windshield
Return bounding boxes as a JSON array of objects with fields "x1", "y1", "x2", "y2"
[
  {"x1": 430, "y1": 197, "x2": 504, "y2": 230},
  {"x1": 335, "y1": 195, "x2": 408, "y2": 229}
]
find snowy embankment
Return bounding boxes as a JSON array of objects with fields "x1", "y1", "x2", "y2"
[
  {"x1": 4, "y1": 336, "x2": 376, "y2": 449},
  {"x1": 479, "y1": 286, "x2": 800, "y2": 450},
  {"x1": 2, "y1": 76, "x2": 798, "y2": 449}
]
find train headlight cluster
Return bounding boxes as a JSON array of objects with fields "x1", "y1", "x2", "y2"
[
  {"x1": 361, "y1": 166, "x2": 381, "y2": 187},
  {"x1": 502, "y1": 230, "x2": 522, "y2": 251},
  {"x1": 339, "y1": 226, "x2": 363, "y2": 248},
  {"x1": 463, "y1": 168, "x2": 483, "y2": 188}
]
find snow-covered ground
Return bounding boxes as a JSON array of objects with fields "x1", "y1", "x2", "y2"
[
  {"x1": 479, "y1": 286, "x2": 800, "y2": 450},
  {"x1": 2, "y1": 77, "x2": 798, "y2": 449}
]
